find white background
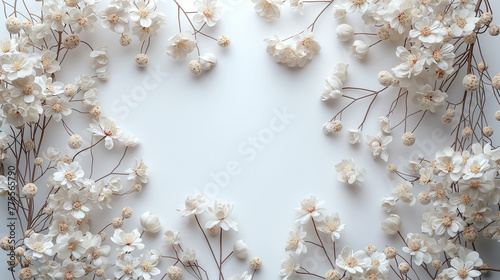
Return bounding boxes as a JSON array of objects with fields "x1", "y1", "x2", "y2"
[{"x1": 1, "y1": 0, "x2": 500, "y2": 279}]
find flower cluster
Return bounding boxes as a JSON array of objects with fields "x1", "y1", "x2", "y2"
[
  {"x1": 282, "y1": 192, "x2": 496, "y2": 280},
  {"x1": 264, "y1": 30, "x2": 321, "y2": 68},
  {"x1": 274, "y1": 0, "x2": 500, "y2": 279},
  {"x1": 0, "y1": 1, "x2": 253, "y2": 279},
  {"x1": 383, "y1": 142, "x2": 500, "y2": 248},
  {"x1": 282, "y1": 196, "x2": 399, "y2": 280},
  {"x1": 4, "y1": 0, "x2": 229, "y2": 75}
]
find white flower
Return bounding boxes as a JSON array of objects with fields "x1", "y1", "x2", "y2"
[
  {"x1": 273, "y1": 42, "x2": 307, "y2": 68},
  {"x1": 369, "y1": 252, "x2": 390, "y2": 274},
  {"x1": 347, "y1": 129, "x2": 362, "y2": 144},
  {"x1": 62, "y1": 190, "x2": 92, "y2": 219},
  {"x1": 233, "y1": 240, "x2": 248, "y2": 258},
  {"x1": 163, "y1": 230, "x2": 180, "y2": 247},
  {"x1": 90, "y1": 45, "x2": 108, "y2": 67},
  {"x1": 205, "y1": 201, "x2": 238, "y2": 231},
  {"x1": 252, "y1": 0, "x2": 282, "y2": 21},
  {"x1": 289, "y1": 0, "x2": 303, "y2": 14},
  {"x1": 99, "y1": 5, "x2": 129, "y2": 33},
  {"x1": 178, "y1": 194, "x2": 206, "y2": 217},
  {"x1": 138, "y1": 250, "x2": 161, "y2": 280},
  {"x1": 412, "y1": 84, "x2": 448, "y2": 113},
  {"x1": 423, "y1": 43, "x2": 455, "y2": 71},
  {"x1": 378, "y1": 116, "x2": 391, "y2": 134},
  {"x1": 126, "y1": 158, "x2": 149, "y2": 183},
  {"x1": 166, "y1": 31, "x2": 198, "y2": 59},
  {"x1": 229, "y1": 271, "x2": 252, "y2": 280},
  {"x1": 402, "y1": 233, "x2": 440, "y2": 266},
  {"x1": 336, "y1": 24, "x2": 354, "y2": 41},
  {"x1": 199, "y1": 53, "x2": 217, "y2": 70},
  {"x1": 446, "y1": 250, "x2": 482, "y2": 280},
  {"x1": 392, "y1": 181, "x2": 415, "y2": 206},
  {"x1": 381, "y1": 196, "x2": 396, "y2": 212},
  {"x1": 392, "y1": 46, "x2": 425, "y2": 79},
  {"x1": 343, "y1": 0, "x2": 369, "y2": 13},
  {"x1": 332, "y1": 5, "x2": 346, "y2": 20},
  {"x1": 43, "y1": 146, "x2": 60, "y2": 161},
  {"x1": 193, "y1": 0, "x2": 221, "y2": 27},
  {"x1": 295, "y1": 195, "x2": 325, "y2": 224},
  {"x1": 332, "y1": 63, "x2": 348, "y2": 82},
  {"x1": 294, "y1": 30, "x2": 320, "y2": 60},
  {"x1": 380, "y1": 214, "x2": 401, "y2": 235},
  {"x1": 464, "y1": 202, "x2": 494, "y2": 228},
  {"x1": 335, "y1": 159, "x2": 365, "y2": 184},
  {"x1": 53, "y1": 259, "x2": 85, "y2": 280},
  {"x1": 366, "y1": 132, "x2": 392, "y2": 162},
  {"x1": 323, "y1": 120, "x2": 342, "y2": 135},
  {"x1": 75, "y1": 74, "x2": 95, "y2": 90},
  {"x1": 10, "y1": 75, "x2": 42, "y2": 103},
  {"x1": 52, "y1": 232, "x2": 86, "y2": 260},
  {"x1": 85, "y1": 235, "x2": 110, "y2": 267},
  {"x1": 1, "y1": 53, "x2": 35, "y2": 81},
  {"x1": 431, "y1": 207, "x2": 465, "y2": 237},
  {"x1": 317, "y1": 213, "x2": 345, "y2": 241},
  {"x1": 435, "y1": 147, "x2": 463, "y2": 181},
  {"x1": 462, "y1": 155, "x2": 490, "y2": 180},
  {"x1": 336, "y1": 246, "x2": 370, "y2": 276},
  {"x1": 458, "y1": 176, "x2": 494, "y2": 201},
  {"x1": 129, "y1": 0, "x2": 158, "y2": 28},
  {"x1": 181, "y1": 248, "x2": 197, "y2": 265},
  {"x1": 285, "y1": 226, "x2": 307, "y2": 255},
  {"x1": 450, "y1": 9, "x2": 479, "y2": 37},
  {"x1": 89, "y1": 116, "x2": 122, "y2": 150},
  {"x1": 24, "y1": 233, "x2": 53, "y2": 260},
  {"x1": 111, "y1": 229, "x2": 145, "y2": 252},
  {"x1": 322, "y1": 75, "x2": 343, "y2": 101},
  {"x1": 279, "y1": 255, "x2": 299, "y2": 280},
  {"x1": 0, "y1": 176, "x2": 9, "y2": 199},
  {"x1": 39, "y1": 49, "x2": 60, "y2": 73},
  {"x1": 140, "y1": 211, "x2": 161, "y2": 233},
  {"x1": 120, "y1": 135, "x2": 141, "y2": 147},
  {"x1": 352, "y1": 40, "x2": 369, "y2": 59},
  {"x1": 41, "y1": 3, "x2": 67, "y2": 31},
  {"x1": 115, "y1": 254, "x2": 140, "y2": 279},
  {"x1": 53, "y1": 162, "x2": 84, "y2": 189},
  {"x1": 66, "y1": 6, "x2": 97, "y2": 33},
  {"x1": 409, "y1": 17, "x2": 446, "y2": 45},
  {"x1": 37, "y1": 75, "x2": 64, "y2": 96},
  {"x1": 43, "y1": 96, "x2": 71, "y2": 122}
]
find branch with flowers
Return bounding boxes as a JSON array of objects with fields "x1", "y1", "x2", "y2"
[
  {"x1": 3, "y1": 0, "x2": 231, "y2": 76},
  {"x1": 268, "y1": 0, "x2": 500, "y2": 279},
  {"x1": 281, "y1": 194, "x2": 498, "y2": 280},
  {"x1": 0, "y1": 0, "x2": 263, "y2": 279}
]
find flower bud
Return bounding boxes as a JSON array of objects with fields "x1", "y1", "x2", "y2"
[
  {"x1": 352, "y1": 40, "x2": 369, "y2": 59},
  {"x1": 199, "y1": 53, "x2": 217, "y2": 70},
  {"x1": 234, "y1": 240, "x2": 248, "y2": 258},
  {"x1": 250, "y1": 257, "x2": 262, "y2": 270},
  {"x1": 381, "y1": 214, "x2": 401, "y2": 235},
  {"x1": 140, "y1": 211, "x2": 161, "y2": 233},
  {"x1": 135, "y1": 54, "x2": 149, "y2": 67},
  {"x1": 336, "y1": 24, "x2": 354, "y2": 41}
]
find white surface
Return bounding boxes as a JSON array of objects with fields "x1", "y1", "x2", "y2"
[{"x1": 1, "y1": 0, "x2": 500, "y2": 278}]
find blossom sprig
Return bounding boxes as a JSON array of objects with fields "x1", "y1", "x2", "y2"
[
  {"x1": 0, "y1": 2, "x2": 249, "y2": 279},
  {"x1": 256, "y1": 0, "x2": 336, "y2": 67},
  {"x1": 320, "y1": 0, "x2": 499, "y2": 164},
  {"x1": 99, "y1": 0, "x2": 227, "y2": 74},
  {"x1": 172, "y1": 194, "x2": 261, "y2": 280},
  {"x1": 311, "y1": 0, "x2": 500, "y2": 278},
  {"x1": 3, "y1": 0, "x2": 230, "y2": 76},
  {"x1": 283, "y1": 193, "x2": 499, "y2": 280}
]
